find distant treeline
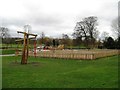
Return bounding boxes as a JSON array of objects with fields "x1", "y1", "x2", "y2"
[{"x1": 0, "y1": 36, "x2": 120, "y2": 49}]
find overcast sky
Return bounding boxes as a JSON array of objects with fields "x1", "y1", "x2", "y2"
[{"x1": 0, "y1": 0, "x2": 118, "y2": 38}]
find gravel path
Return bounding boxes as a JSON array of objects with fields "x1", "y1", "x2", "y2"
[{"x1": 0, "y1": 54, "x2": 15, "y2": 57}]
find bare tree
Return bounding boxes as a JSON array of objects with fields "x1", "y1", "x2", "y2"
[
  {"x1": 83, "y1": 16, "x2": 98, "y2": 39},
  {"x1": 73, "y1": 16, "x2": 99, "y2": 48},
  {"x1": 0, "y1": 27, "x2": 10, "y2": 39},
  {"x1": 61, "y1": 34, "x2": 71, "y2": 48},
  {"x1": 100, "y1": 31, "x2": 109, "y2": 41},
  {"x1": 62, "y1": 34, "x2": 69, "y2": 39},
  {"x1": 73, "y1": 21, "x2": 88, "y2": 39},
  {"x1": 111, "y1": 18, "x2": 120, "y2": 38},
  {"x1": 0, "y1": 27, "x2": 11, "y2": 48},
  {"x1": 93, "y1": 30, "x2": 100, "y2": 40},
  {"x1": 39, "y1": 32, "x2": 45, "y2": 44}
]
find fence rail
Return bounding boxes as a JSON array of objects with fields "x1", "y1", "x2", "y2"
[{"x1": 28, "y1": 49, "x2": 119, "y2": 60}]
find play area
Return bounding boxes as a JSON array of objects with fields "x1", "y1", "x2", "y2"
[
  {"x1": 15, "y1": 32, "x2": 118, "y2": 61},
  {"x1": 16, "y1": 40, "x2": 118, "y2": 61},
  {"x1": 15, "y1": 30, "x2": 119, "y2": 64},
  {"x1": 2, "y1": 27, "x2": 119, "y2": 88},
  {"x1": 1, "y1": 1, "x2": 119, "y2": 88}
]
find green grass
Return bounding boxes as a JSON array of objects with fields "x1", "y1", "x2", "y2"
[
  {"x1": 2, "y1": 55, "x2": 119, "y2": 88},
  {"x1": 0, "y1": 44, "x2": 35, "y2": 50},
  {"x1": 0, "y1": 44, "x2": 18, "y2": 49},
  {"x1": 1, "y1": 49, "x2": 15, "y2": 55}
]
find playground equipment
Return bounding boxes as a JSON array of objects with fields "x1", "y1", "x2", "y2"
[
  {"x1": 45, "y1": 45, "x2": 64, "y2": 50},
  {"x1": 57, "y1": 45, "x2": 64, "y2": 50},
  {"x1": 16, "y1": 31, "x2": 37, "y2": 64}
]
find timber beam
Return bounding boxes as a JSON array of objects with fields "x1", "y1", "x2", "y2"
[{"x1": 17, "y1": 31, "x2": 37, "y2": 36}]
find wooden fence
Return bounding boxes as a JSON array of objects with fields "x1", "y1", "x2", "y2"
[{"x1": 29, "y1": 49, "x2": 119, "y2": 60}]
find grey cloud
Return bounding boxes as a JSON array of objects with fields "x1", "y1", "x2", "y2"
[
  {"x1": 0, "y1": 12, "x2": 65, "y2": 31},
  {"x1": 24, "y1": 8, "x2": 65, "y2": 26},
  {"x1": 0, "y1": 17, "x2": 26, "y2": 27},
  {"x1": 0, "y1": 0, "x2": 118, "y2": 38},
  {"x1": 23, "y1": 5, "x2": 65, "y2": 26},
  {"x1": 29, "y1": 15, "x2": 63, "y2": 26}
]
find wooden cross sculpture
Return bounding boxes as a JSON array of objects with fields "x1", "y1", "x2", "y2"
[{"x1": 16, "y1": 31, "x2": 37, "y2": 64}]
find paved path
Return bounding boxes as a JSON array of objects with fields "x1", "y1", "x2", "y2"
[{"x1": 0, "y1": 54, "x2": 15, "y2": 57}]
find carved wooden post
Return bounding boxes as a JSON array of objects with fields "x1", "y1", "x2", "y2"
[
  {"x1": 16, "y1": 31, "x2": 37, "y2": 64},
  {"x1": 21, "y1": 32, "x2": 27, "y2": 64}
]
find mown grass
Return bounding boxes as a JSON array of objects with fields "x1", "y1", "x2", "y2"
[
  {"x1": 1, "y1": 49, "x2": 15, "y2": 55},
  {"x1": 2, "y1": 55, "x2": 119, "y2": 88}
]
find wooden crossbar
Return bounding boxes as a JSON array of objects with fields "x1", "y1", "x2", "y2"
[
  {"x1": 17, "y1": 31, "x2": 37, "y2": 36},
  {"x1": 16, "y1": 38, "x2": 36, "y2": 42}
]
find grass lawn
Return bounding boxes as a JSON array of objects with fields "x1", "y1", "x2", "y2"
[
  {"x1": 1, "y1": 49, "x2": 15, "y2": 55},
  {"x1": 2, "y1": 55, "x2": 119, "y2": 88}
]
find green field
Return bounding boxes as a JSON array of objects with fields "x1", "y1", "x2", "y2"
[
  {"x1": 2, "y1": 55, "x2": 119, "y2": 88},
  {"x1": 1, "y1": 49, "x2": 16, "y2": 55},
  {"x1": 0, "y1": 44, "x2": 34, "y2": 50}
]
